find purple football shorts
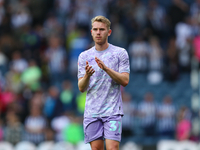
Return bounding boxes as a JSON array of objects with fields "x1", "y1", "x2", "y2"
[{"x1": 83, "y1": 115, "x2": 122, "y2": 143}]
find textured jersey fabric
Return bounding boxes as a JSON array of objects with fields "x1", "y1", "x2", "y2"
[{"x1": 78, "y1": 44, "x2": 130, "y2": 118}]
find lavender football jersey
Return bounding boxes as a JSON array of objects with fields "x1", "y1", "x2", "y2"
[{"x1": 78, "y1": 44, "x2": 130, "y2": 118}]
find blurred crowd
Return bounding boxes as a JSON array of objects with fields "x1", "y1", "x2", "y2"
[
  {"x1": 0, "y1": 0, "x2": 199, "y2": 146},
  {"x1": 121, "y1": 91, "x2": 196, "y2": 142}
]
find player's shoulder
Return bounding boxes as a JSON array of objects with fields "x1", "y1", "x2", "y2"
[
  {"x1": 79, "y1": 46, "x2": 95, "y2": 57},
  {"x1": 110, "y1": 44, "x2": 126, "y2": 52},
  {"x1": 109, "y1": 44, "x2": 128, "y2": 56}
]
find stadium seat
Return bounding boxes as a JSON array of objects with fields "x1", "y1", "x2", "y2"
[
  {"x1": 157, "y1": 140, "x2": 178, "y2": 150},
  {"x1": 0, "y1": 141, "x2": 14, "y2": 150},
  {"x1": 76, "y1": 141, "x2": 91, "y2": 150},
  {"x1": 37, "y1": 141, "x2": 54, "y2": 150},
  {"x1": 52, "y1": 141, "x2": 75, "y2": 150},
  {"x1": 15, "y1": 141, "x2": 36, "y2": 150},
  {"x1": 121, "y1": 141, "x2": 141, "y2": 150},
  {"x1": 176, "y1": 141, "x2": 198, "y2": 150}
]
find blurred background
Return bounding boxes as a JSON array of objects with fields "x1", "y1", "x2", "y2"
[{"x1": 0, "y1": 0, "x2": 200, "y2": 150}]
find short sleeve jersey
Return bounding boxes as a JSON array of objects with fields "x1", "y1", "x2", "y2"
[{"x1": 78, "y1": 44, "x2": 130, "y2": 118}]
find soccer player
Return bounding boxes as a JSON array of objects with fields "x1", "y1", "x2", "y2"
[{"x1": 77, "y1": 15, "x2": 130, "y2": 150}]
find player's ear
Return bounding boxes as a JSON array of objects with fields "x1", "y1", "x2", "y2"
[{"x1": 108, "y1": 29, "x2": 112, "y2": 36}]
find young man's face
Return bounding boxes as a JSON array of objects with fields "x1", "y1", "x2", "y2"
[{"x1": 91, "y1": 21, "x2": 111, "y2": 45}]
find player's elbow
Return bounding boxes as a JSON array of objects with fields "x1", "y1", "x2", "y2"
[
  {"x1": 122, "y1": 80, "x2": 129, "y2": 87},
  {"x1": 78, "y1": 80, "x2": 86, "y2": 93},
  {"x1": 79, "y1": 87, "x2": 86, "y2": 93},
  {"x1": 121, "y1": 73, "x2": 129, "y2": 87}
]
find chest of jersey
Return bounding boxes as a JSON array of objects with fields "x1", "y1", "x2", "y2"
[{"x1": 88, "y1": 52, "x2": 119, "y2": 74}]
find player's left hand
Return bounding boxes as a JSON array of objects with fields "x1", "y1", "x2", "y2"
[{"x1": 95, "y1": 57, "x2": 108, "y2": 71}]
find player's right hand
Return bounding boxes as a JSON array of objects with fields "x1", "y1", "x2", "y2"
[{"x1": 85, "y1": 61, "x2": 95, "y2": 76}]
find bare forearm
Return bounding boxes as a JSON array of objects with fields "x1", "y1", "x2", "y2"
[
  {"x1": 78, "y1": 75, "x2": 90, "y2": 92},
  {"x1": 104, "y1": 68, "x2": 129, "y2": 87},
  {"x1": 95, "y1": 56, "x2": 129, "y2": 87},
  {"x1": 78, "y1": 61, "x2": 95, "y2": 92}
]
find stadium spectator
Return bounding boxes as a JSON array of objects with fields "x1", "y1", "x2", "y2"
[
  {"x1": 0, "y1": 85, "x2": 16, "y2": 115},
  {"x1": 51, "y1": 111, "x2": 71, "y2": 141},
  {"x1": 19, "y1": 25, "x2": 42, "y2": 54},
  {"x1": 157, "y1": 95, "x2": 176, "y2": 139},
  {"x1": 44, "y1": 35, "x2": 67, "y2": 89},
  {"x1": 190, "y1": 0, "x2": 200, "y2": 31},
  {"x1": 163, "y1": 37, "x2": 180, "y2": 81},
  {"x1": 132, "y1": 0, "x2": 147, "y2": 29},
  {"x1": 147, "y1": 36, "x2": 164, "y2": 84},
  {"x1": 137, "y1": 92, "x2": 157, "y2": 137},
  {"x1": 73, "y1": 0, "x2": 92, "y2": 30},
  {"x1": 54, "y1": 0, "x2": 72, "y2": 25},
  {"x1": 60, "y1": 80, "x2": 76, "y2": 112},
  {"x1": 148, "y1": 36, "x2": 163, "y2": 71},
  {"x1": 176, "y1": 106, "x2": 192, "y2": 141},
  {"x1": 43, "y1": 86, "x2": 63, "y2": 121},
  {"x1": 146, "y1": 0, "x2": 168, "y2": 40},
  {"x1": 27, "y1": 0, "x2": 48, "y2": 25},
  {"x1": 69, "y1": 28, "x2": 90, "y2": 77},
  {"x1": 3, "y1": 110, "x2": 24, "y2": 145},
  {"x1": 44, "y1": 126, "x2": 55, "y2": 141},
  {"x1": 21, "y1": 59, "x2": 42, "y2": 91},
  {"x1": 109, "y1": 15, "x2": 128, "y2": 48},
  {"x1": 62, "y1": 113, "x2": 84, "y2": 145},
  {"x1": 75, "y1": 91, "x2": 86, "y2": 116},
  {"x1": 121, "y1": 92, "x2": 136, "y2": 138},
  {"x1": 193, "y1": 34, "x2": 200, "y2": 63},
  {"x1": 24, "y1": 104, "x2": 47, "y2": 145},
  {"x1": 167, "y1": 0, "x2": 189, "y2": 36},
  {"x1": 175, "y1": 16, "x2": 194, "y2": 72},
  {"x1": 128, "y1": 35, "x2": 150, "y2": 72},
  {"x1": 9, "y1": 51, "x2": 28, "y2": 74},
  {"x1": 29, "y1": 91, "x2": 44, "y2": 112},
  {"x1": 43, "y1": 13, "x2": 63, "y2": 37},
  {"x1": 11, "y1": 7, "x2": 32, "y2": 29}
]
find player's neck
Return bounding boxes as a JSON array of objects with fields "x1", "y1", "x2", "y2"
[{"x1": 95, "y1": 42, "x2": 109, "y2": 51}]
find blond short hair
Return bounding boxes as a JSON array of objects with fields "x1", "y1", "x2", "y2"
[{"x1": 91, "y1": 15, "x2": 111, "y2": 30}]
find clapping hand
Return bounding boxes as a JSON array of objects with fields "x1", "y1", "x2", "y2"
[{"x1": 85, "y1": 61, "x2": 95, "y2": 76}]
